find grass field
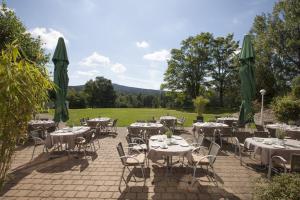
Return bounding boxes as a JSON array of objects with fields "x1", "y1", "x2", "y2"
[{"x1": 50, "y1": 108, "x2": 235, "y2": 127}]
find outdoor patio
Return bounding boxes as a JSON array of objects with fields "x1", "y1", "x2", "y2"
[{"x1": 1, "y1": 127, "x2": 262, "y2": 200}]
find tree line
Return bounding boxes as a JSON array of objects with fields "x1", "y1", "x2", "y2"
[
  {"x1": 66, "y1": 76, "x2": 166, "y2": 109},
  {"x1": 162, "y1": 0, "x2": 300, "y2": 109}
]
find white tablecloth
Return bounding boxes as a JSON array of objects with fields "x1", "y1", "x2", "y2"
[
  {"x1": 266, "y1": 123, "x2": 300, "y2": 132},
  {"x1": 266, "y1": 123, "x2": 300, "y2": 139},
  {"x1": 87, "y1": 118, "x2": 111, "y2": 128},
  {"x1": 244, "y1": 137, "x2": 300, "y2": 165},
  {"x1": 193, "y1": 122, "x2": 228, "y2": 137},
  {"x1": 28, "y1": 120, "x2": 55, "y2": 128},
  {"x1": 45, "y1": 126, "x2": 90, "y2": 149},
  {"x1": 147, "y1": 135, "x2": 193, "y2": 162},
  {"x1": 216, "y1": 117, "x2": 238, "y2": 125},
  {"x1": 160, "y1": 116, "x2": 177, "y2": 120},
  {"x1": 130, "y1": 122, "x2": 163, "y2": 129}
]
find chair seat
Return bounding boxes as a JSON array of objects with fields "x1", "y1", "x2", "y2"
[
  {"x1": 273, "y1": 161, "x2": 291, "y2": 170},
  {"x1": 75, "y1": 138, "x2": 86, "y2": 145},
  {"x1": 126, "y1": 153, "x2": 145, "y2": 165},
  {"x1": 132, "y1": 144, "x2": 147, "y2": 151},
  {"x1": 190, "y1": 153, "x2": 209, "y2": 165}
]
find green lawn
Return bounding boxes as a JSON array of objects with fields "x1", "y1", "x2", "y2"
[{"x1": 50, "y1": 108, "x2": 235, "y2": 127}]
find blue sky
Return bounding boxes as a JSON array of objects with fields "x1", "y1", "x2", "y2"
[{"x1": 8, "y1": 0, "x2": 277, "y2": 89}]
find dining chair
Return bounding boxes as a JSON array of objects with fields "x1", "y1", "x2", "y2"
[
  {"x1": 75, "y1": 130, "x2": 96, "y2": 158},
  {"x1": 125, "y1": 134, "x2": 147, "y2": 154},
  {"x1": 187, "y1": 142, "x2": 221, "y2": 184},
  {"x1": 232, "y1": 131, "x2": 255, "y2": 165},
  {"x1": 254, "y1": 131, "x2": 269, "y2": 138},
  {"x1": 116, "y1": 142, "x2": 146, "y2": 190},
  {"x1": 255, "y1": 124, "x2": 265, "y2": 131},
  {"x1": 107, "y1": 119, "x2": 118, "y2": 133},
  {"x1": 30, "y1": 129, "x2": 48, "y2": 160},
  {"x1": 272, "y1": 154, "x2": 300, "y2": 174},
  {"x1": 176, "y1": 117, "x2": 185, "y2": 130}
]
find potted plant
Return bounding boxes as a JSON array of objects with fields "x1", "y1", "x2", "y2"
[
  {"x1": 193, "y1": 96, "x2": 209, "y2": 122},
  {"x1": 165, "y1": 129, "x2": 173, "y2": 139},
  {"x1": 276, "y1": 128, "x2": 286, "y2": 145}
]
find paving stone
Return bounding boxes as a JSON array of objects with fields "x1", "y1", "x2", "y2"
[{"x1": 2, "y1": 127, "x2": 257, "y2": 199}]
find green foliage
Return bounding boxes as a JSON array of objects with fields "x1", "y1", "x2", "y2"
[
  {"x1": 254, "y1": 174, "x2": 300, "y2": 200},
  {"x1": 165, "y1": 129, "x2": 173, "y2": 138},
  {"x1": 291, "y1": 76, "x2": 300, "y2": 98},
  {"x1": 209, "y1": 34, "x2": 239, "y2": 107},
  {"x1": 84, "y1": 76, "x2": 117, "y2": 108},
  {"x1": 0, "y1": 2, "x2": 48, "y2": 65},
  {"x1": 276, "y1": 129, "x2": 287, "y2": 139},
  {"x1": 193, "y1": 96, "x2": 209, "y2": 117},
  {"x1": 272, "y1": 96, "x2": 300, "y2": 123},
  {"x1": 162, "y1": 32, "x2": 213, "y2": 99},
  {"x1": 250, "y1": 0, "x2": 300, "y2": 98},
  {"x1": 0, "y1": 43, "x2": 53, "y2": 189},
  {"x1": 162, "y1": 32, "x2": 240, "y2": 109},
  {"x1": 67, "y1": 89, "x2": 87, "y2": 109}
]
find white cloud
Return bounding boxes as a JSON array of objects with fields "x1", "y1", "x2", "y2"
[
  {"x1": 78, "y1": 52, "x2": 126, "y2": 74},
  {"x1": 28, "y1": 27, "x2": 68, "y2": 50},
  {"x1": 111, "y1": 63, "x2": 126, "y2": 74},
  {"x1": 136, "y1": 41, "x2": 149, "y2": 48},
  {"x1": 79, "y1": 52, "x2": 110, "y2": 67},
  {"x1": 143, "y1": 49, "x2": 170, "y2": 62},
  {"x1": 77, "y1": 70, "x2": 100, "y2": 77}
]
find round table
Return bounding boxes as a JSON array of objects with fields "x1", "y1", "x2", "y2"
[
  {"x1": 160, "y1": 116, "x2": 177, "y2": 121},
  {"x1": 130, "y1": 122, "x2": 164, "y2": 137},
  {"x1": 86, "y1": 117, "x2": 111, "y2": 128},
  {"x1": 46, "y1": 126, "x2": 90, "y2": 149},
  {"x1": 147, "y1": 135, "x2": 193, "y2": 183},
  {"x1": 160, "y1": 116, "x2": 177, "y2": 130},
  {"x1": 266, "y1": 123, "x2": 300, "y2": 139},
  {"x1": 216, "y1": 117, "x2": 238, "y2": 127},
  {"x1": 28, "y1": 120, "x2": 55, "y2": 129},
  {"x1": 244, "y1": 137, "x2": 300, "y2": 178},
  {"x1": 193, "y1": 122, "x2": 228, "y2": 137}
]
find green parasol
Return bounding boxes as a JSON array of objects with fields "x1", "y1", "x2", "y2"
[
  {"x1": 238, "y1": 34, "x2": 256, "y2": 124},
  {"x1": 52, "y1": 37, "x2": 69, "y2": 122}
]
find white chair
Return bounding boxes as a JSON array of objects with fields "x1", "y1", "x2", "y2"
[
  {"x1": 107, "y1": 119, "x2": 118, "y2": 133},
  {"x1": 187, "y1": 142, "x2": 220, "y2": 184},
  {"x1": 271, "y1": 154, "x2": 300, "y2": 174},
  {"x1": 30, "y1": 129, "x2": 48, "y2": 160},
  {"x1": 116, "y1": 142, "x2": 146, "y2": 190},
  {"x1": 176, "y1": 117, "x2": 185, "y2": 130}
]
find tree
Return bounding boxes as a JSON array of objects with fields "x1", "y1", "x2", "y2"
[
  {"x1": 161, "y1": 32, "x2": 213, "y2": 99},
  {"x1": 67, "y1": 89, "x2": 87, "y2": 109},
  {"x1": 0, "y1": 43, "x2": 53, "y2": 189},
  {"x1": 0, "y1": 2, "x2": 48, "y2": 65},
  {"x1": 209, "y1": 34, "x2": 239, "y2": 106},
  {"x1": 250, "y1": 0, "x2": 300, "y2": 98},
  {"x1": 84, "y1": 76, "x2": 116, "y2": 108}
]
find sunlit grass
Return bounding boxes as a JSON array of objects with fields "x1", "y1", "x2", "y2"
[{"x1": 50, "y1": 108, "x2": 235, "y2": 127}]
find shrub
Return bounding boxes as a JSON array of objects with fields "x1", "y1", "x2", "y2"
[
  {"x1": 0, "y1": 43, "x2": 53, "y2": 189},
  {"x1": 272, "y1": 96, "x2": 300, "y2": 123},
  {"x1": 254, "y1": 174, "x2": 300, "y2": 200},
  {"x1": 292, "y1": 76, "x2": 300, "y2": 99},
  {"x1": 193, "y1": 96, "x2": 209, "y2": 117}
]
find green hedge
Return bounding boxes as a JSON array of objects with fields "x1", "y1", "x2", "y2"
[
  {"x1": 254, "y1": 174, "x2": 300, "y2": 200},
  {"x1": 272, "y1": 96, "x2": 300, "y2": 123}
]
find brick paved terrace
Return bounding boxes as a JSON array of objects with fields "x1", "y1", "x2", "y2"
[{"x1": 0, "y1": 127, "x2": 264, "y2": 200}]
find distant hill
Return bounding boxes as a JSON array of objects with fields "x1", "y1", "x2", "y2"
[{"x1": 69, "y1": 83, "x2": 162, "y2": 95}]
